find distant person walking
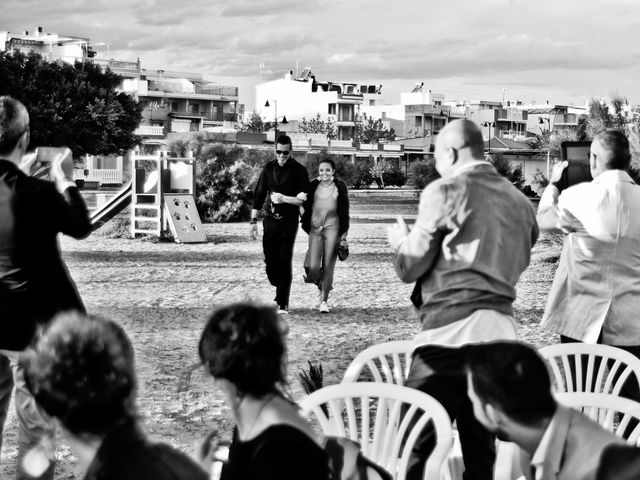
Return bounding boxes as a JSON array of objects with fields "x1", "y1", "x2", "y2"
[
  {"x1": 387, "y1": 119, "x2": 538, "y2": 480},
  {"x1": 301, "y1": 159, "x2": 350, "y2": 313},
  {"x1": 0, "y1": 96, "x2": 91, "y2": 480},
  {"x1": 249, "y1": 135, "x2": 309, "y2": 314}
]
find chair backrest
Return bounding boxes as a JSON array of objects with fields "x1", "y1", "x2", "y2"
[
  {"x1": 342, "y1": 341, "x2": 414, "y2": 385},
  {"x1": 539, "y1": 343, "x2": 640, "y2": 396},
  {"x1": 556, "y1": 392, "x2": 640, "y2": 445},
  {"x1": 299, "y1": 382, "x2": 452, "y2": 480}
]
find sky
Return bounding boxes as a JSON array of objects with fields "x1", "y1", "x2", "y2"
[{"x1": 3, "y1": 0, "x2": 640, "y2": 113}]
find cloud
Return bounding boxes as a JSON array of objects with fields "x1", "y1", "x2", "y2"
[{"x1": 220, "y1": 0, "x2": 324, "y2": 17}]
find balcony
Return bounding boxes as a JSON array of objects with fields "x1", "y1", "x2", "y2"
[
  {"x1": 134, "y1": 125, "x2": 164, "y2": 136},
  {"x1": 148, "y1": 81, "x2": 238, "y2": 98},
  {"x1": 330, "y1": 140, "x2": 354, "y2": 148},
  {"x1": 169, "y1": 110, "x2": 237, "y2": 122}
]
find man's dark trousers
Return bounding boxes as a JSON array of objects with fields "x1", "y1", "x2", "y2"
[
  {"x1": 405, "y1": 345, "x2": 496, "y2": 480},
  {"x1": 263, "y1": 215, "x2": 299, "y2": 309}
]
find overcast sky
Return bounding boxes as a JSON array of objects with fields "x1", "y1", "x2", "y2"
[{"x1": 4, "y1": 0, "x2": 640, "y2": 112}]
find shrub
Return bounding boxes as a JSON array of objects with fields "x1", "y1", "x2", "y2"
[
  {"x1": 352, "y1": 159, "x2": 376, "y2": 189},
  {"x1": 196, "y1": 159, "x2": 262, "y2": 222},
  {"x1": 412, "y1": 159, "x2": 440, "y2": 191},
  {"x1": 382, "y1": 165, "x2": 407, "y2": 188}
]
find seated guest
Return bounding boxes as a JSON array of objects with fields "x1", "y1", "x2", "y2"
[
  {"x1": 198, "y1": 303, "x2": 332, "y2": 480},
  {"x1": 466, "y1": 341, "x2": 624, "y2": 480},
  {"x1": 21, "y1": 312, "x2": 208, "y2": 480}
]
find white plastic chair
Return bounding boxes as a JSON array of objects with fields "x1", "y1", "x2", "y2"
[
  {"x1": 299, "y1": 382, "x2": 452, "y2": 480},
  {"x1": 342, "y1": 340, "x2": 414, "y2": 385},
  {"x1": 539, "y1": 343, "x2": 640, "y2": 396},
  {"x1": 556, "y1": 392, "x2": 640, "y2": 445}
]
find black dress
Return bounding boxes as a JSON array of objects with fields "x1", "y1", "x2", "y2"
[{"x1": 220, "y1": 424, "x2": 332, "y2": 480}]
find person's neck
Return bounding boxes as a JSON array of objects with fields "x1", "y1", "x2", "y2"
[
  {"x1": 508, "y1": 416, "x2": 553, "y2": 455},
  {"x1": 0, "y1": 149, "x2": 22, "y2": 165},
  {"x1": 320, "y1": 179, "x2": 333, "y2": 187},
  {"x1": 235, "y1": 394, "x2": 276, "y2": 440},
  {"x1": 66, "y1": 431, "x2": 103, "y2": 471}
]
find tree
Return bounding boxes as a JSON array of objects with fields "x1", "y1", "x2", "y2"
[
  {"x1": 412, "y1": 158, "x2": 440, "y2": 190},
  {"x1": 0, "y1": 50, "x2": 141, "y2": 157},
  {"x1": 299, "y1": 113, "x2": 336, "y2": 138},
  {"x1": 237, "y1": 111, "x2": 265, "y2": 133},
  {"x1": 356, "y1": 118, "x2": 396, "y2": 143}
]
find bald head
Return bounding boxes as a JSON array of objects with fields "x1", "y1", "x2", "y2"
[{"x1": 434, "y1": 119, "x2": 485, "y2": 177}]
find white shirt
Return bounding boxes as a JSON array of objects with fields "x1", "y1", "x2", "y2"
[
  {"x1": 529, "y1": 415, "x2": 557, "y2": 480},
  {"x1": 540, "y1": 170, "x2": 640, "y2": 345}
]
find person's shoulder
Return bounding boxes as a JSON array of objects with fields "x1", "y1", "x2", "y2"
[{"x1": 112, "y1": 442, "x2": 209, "y2": 480}]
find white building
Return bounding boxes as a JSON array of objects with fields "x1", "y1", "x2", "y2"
[
  {"x1": 0, "y1": 27, "x2": 96, "y2": 62},
  {"x1": 255, "y1": 68, "x2": 383, "y2": 140}
]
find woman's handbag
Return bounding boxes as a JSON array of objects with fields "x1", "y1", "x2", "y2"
[{"x1": 337, "y1": 239, "x2": 349, "y2": 261}]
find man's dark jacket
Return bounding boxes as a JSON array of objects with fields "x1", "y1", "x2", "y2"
[{"x1": 0, "y1": 159, "x2": 91, "y2": 350}]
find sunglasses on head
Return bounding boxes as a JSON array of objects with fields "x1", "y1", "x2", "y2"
[{"x1": 276, "y1": 150, "x2": 290, "y2": 155}]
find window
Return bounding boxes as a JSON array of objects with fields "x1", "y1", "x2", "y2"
[
  {"x1": 369, "y1": 99, "x2": 375, "y2": 106},
  {"x1": 171, "y1": 102, "x2": 179, "y2": 112},
  {"x1": 415, "y1": 116, "x2": 423, "y2": 127},
  {"x1": 328, "y1": 104, "x2": 336, "y2": 115}
]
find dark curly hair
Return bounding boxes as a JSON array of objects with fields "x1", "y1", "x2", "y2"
[
  {"x1": 198, "y1": 303, "x2": 286, "y2": 398},
  {"x1": 22, "y1": 312, "x2": 137, "y2": 437}
]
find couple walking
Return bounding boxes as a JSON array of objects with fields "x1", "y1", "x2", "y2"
[{"x1": 249, "y1": 135, "x2": 349, "y2": 314}]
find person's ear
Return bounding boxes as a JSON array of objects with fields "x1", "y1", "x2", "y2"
[
  {"x1": 484, "y1": 403, "x2": 502, "y2": 427},
  {"x1": 450, "y1": 147, "x2": 459, "y2": 165},
  {"x1": 18, "y1": 130, "x2": 30, "y2": 152}
]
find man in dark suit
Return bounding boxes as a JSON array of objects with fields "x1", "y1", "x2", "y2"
[{"x1": 0, "y1": 96, "x2": 91, "y2": 479}]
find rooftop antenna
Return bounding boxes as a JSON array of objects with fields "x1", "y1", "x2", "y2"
[
  {"x1": 502, "y1": 87, "x2": 506, "y2": 105},
  {"x1": 259, "y1": 63, "x2": 265, "y2": 84},
  {"x1": 295, "y1": 60, "x2": 300, "y2": 78}
]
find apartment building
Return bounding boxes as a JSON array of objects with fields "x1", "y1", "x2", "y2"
[
  {"x1": 520, "y1": 104, "x2": 587, "y2": 134},
  {"x1": 118, "y1": 68, "x2": 239, "y2": 140},
  {"x1": 255, "y1": 68, "x2": 382, "y2": 141}
]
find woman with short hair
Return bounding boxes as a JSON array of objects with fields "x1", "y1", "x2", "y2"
[
  {"x1": 22, "y1": 312, "x2": 208, "y2": 480},
  {"x1": 198, "y1": 302, "x2": 332, "y2": 480}
]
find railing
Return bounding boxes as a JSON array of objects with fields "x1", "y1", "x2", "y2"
[
  {"x1": 147, "y1": 81, "x2": 238, "y2": 97},
  {"x1": 134, "y1": 125, "x2": 164, "y2": 136},
  {"x1": 330, "y1": 140, "x2": 354, "y2": 148},
  {"x1": 73, "y1": 168, "x2": 123, "y2": 185},
  {"x1": 169, "y1": 110, "x2": 237, "y2": 122}
]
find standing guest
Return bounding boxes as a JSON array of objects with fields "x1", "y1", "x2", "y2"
[
  {"x1": 538, "y1": 130, "x2": 640, "y2": 400},
  {"x1": 249, "y1": 135, "x2": 309, "y2": 314},
  {"x1": 387, "y1": 119, "x2": 538, "y2": 480},
  {"x1": 22, "y1": 312, "x2": 209, "y2": 480},
  {"x1": 301, "y1": 159, "x2": 350, "y2": 313},
  {"x1": 0, "y1": 96, "x2": 91, "y2": 480},
  {"x1": 198, "y1": 303, "x2": 332, "y2": 480},
  {"x1": 466, "y1": 341, "x2": 624, "y2": 480}
]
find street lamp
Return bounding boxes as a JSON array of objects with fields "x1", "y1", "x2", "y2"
[
  {"x1": 264, "y1": 100, "x2": 288, "y2": 141},
  {"x1": 483, "y1": 122, "x2": 494, "y2": 153}
]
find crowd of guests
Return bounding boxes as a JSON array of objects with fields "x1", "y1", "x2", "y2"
[{"x1": 2, "y1": 93, "x2": 640, "y2": 480}]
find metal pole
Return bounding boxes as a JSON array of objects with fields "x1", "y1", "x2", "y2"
[{"x1": 274, "y1": 100, "x2": 278, "y2": 142}]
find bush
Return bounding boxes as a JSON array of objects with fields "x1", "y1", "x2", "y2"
[
  {"x1": 352, "y1": 159, "x2": 376, "y2": 189},
  {"x1": 412, "y1": 159, "x2": 440, "y2": 191},
  {"x1": 382, "y1": 165, "x2": 407, "y2": 187},
  {"x1": 196, "y1": 160, "x2": 261, "y2": 222}
]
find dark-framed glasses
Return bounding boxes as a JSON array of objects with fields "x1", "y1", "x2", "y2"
[{"x1": 276, "y1": 150, "x2": 291, "y2": 155}]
